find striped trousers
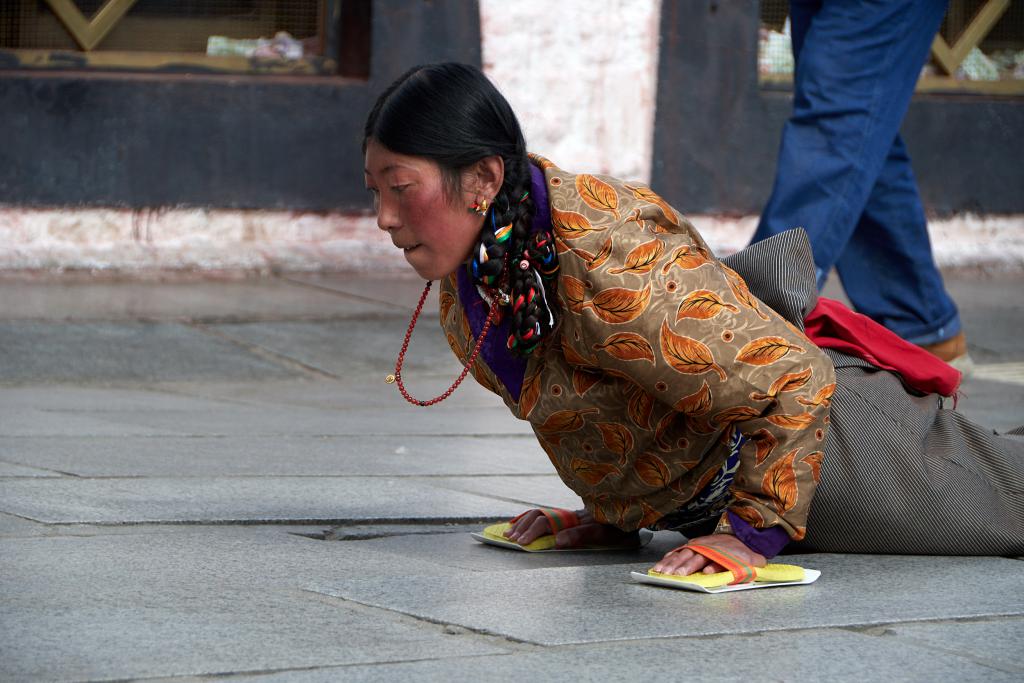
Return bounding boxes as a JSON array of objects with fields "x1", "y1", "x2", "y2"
[
  {"x1": 796, "y1": 350, "x2": 1024, "y2": 556},
  {"x1": 722, "y1": 229, "x2": 1024, "y2": 556}
]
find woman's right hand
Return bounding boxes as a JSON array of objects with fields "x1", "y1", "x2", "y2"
[{"x1": 504, "y1": 508, "x2": 638, "y2": 549}]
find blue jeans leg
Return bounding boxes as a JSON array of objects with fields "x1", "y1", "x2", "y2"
[
  {"x1": 835, "y1": 135, "x2": 961, "y2": 344},
  {"x1": 753, "y1": 0, "x2": 956, "y2": 341}
]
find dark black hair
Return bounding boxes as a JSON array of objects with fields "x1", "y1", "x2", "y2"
[{"x1": 364, "y1": 63, "x2": 556, "y2": 356}]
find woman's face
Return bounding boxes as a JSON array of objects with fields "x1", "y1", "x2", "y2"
[{"x1": 364, "y1": 139, "x2": 487, "y2": 281}]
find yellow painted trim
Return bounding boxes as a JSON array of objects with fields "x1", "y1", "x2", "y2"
[
  {"x1": 930, "y1": 0, "x2": 1010, "y2": 76},
  {"x1": 3, "y1": 49, "x2": 336, "y2": 76},
  {"x1": 760, "y1": 72, "x2": 1023, "y2": 96},
  {"x1": 44, "y1": 0, "x2": 139, "y2": 52}
]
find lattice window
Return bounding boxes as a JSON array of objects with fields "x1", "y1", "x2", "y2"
[
  {"x1": 0, "y1": 0, "x2": 370, "y2": 78},
  {"x1": 759, "y1": 0, "x2": 1024, "y2": 95}
]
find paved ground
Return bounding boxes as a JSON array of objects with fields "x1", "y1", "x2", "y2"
[{"x1": 1, "y1": 271, "x2": 1022, "y2": 682}]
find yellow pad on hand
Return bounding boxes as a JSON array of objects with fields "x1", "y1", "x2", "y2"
[
  {"x1": 480, "y1": 522, "x2": 557, "y2": 551},
  {"x1": 648, "y1": 562, "x2": 807, "y2": 588},
  {"x1": 473, "y1": 522, "x2": 653, "y2": 552},
  {"x1": 632, "y1": 562, "x2": 820, "y2": 593}
]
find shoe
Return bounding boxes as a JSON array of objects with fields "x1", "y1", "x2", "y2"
[{"x1": 919, "y1": 331, "x2": 974, "y2": 376}]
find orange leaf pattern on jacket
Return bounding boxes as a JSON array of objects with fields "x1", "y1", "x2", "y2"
[
  {"x1": 735, "y1": 336, "x2": 806, "y2": 366},
  {"x1": 528, "y1": 153, "x2": 556, "y2": 170},
  {"x1": 675, "y1": 289, "x2": 740, "y2": 321},
  {"x1": 766, "y1": 412, "x2": 817, "y2": 430},
  {"x1": 749, "y1": 428, "x2": 779, "y2": 465},
  {"x1": 470, "y1": 365, "x2": 498, "y2": 393},
  {"x1": 674, "y1": 380, "x2": 712, "y2": 417},
  {"x1": 803, "y1": 450, "x2": 824, "y2": 483},
  {"x1": 575, "y1": 174, "x2": 620, "y2": 219},
  {"x1": 635, "y1": 452, "x2": 672, "y2": 488},
  {"x1": 730, "y1": 499, "x2": 766, "y2": 528},
  {"x1": 597, "y1": 422, "x2": 634, "y2": 465},
  {"x1": 446, "y1": 332, "x2": 467, "y2": 366},
  {"x1": 581, "y1": 284, "x2": 652, "y2": 324},
  {"x1": 661, "y1": 245, "x2": 710, "y2": 274},
  {"x1": 762, "y1": 449, "x2": 799, "y2": 514},
  {"x1": 639, "y1": 500, "x2": 663, "y2": 527},
  {"x1": 562, "y1": 337, "x2": 599, "y2": 369},
  {"x1": 459, "y1": 311, "x2": 473, "y2": 350},
  {"x1": 713, "y1": 405, "x2": 762, "y2": 426},
  {"x1": 593, "y1": 332, "x2": 656, "y2": 363},
  {"x1": 561, "y1": 275, "x2": 588, "y2": 312},
  {"x1": 608, "y1": 238, "x2": 664, "y2": 275},
  {"x1": 537, "y1": 408, "x2": 598, "y2": 437},
  {"x1": 721, "y1": 264, "x2": 770, "y2": 321},
  {"x1": 654, "y1": 411, "x2": 682, "y2": 452},
  {"x1": 751, "y1": 367, "x2": 813, "y2": 401},
  {"x1": 572, "y1": 367, "x2": 602, "y2": 397},
  {"x1": 551, "y1": 207, "x2": 601, "y2": 240},
  {"x1": 571, "y1": 236, "x2": 613, "y2": 272},
  {"x1": 607, "y1": 496, "x2": 633, "y2": 527},
  {"x1": 518, "y1": 367, "x2": 543, "y2": 418},
  {"x1": 570, "y1": 457, "x2": 620, "y2": 486},
  {"x1": 439, "y1": 291, "x2": 456, "y2": 324},
  {"x1": 660, "y1": 321, "x2": 727, "y2": 381},
  {"x1": 797, "y1": 382, "x2": 836, "y2": 408},
  {"x1": 625, "y1": 382, "x2": 654, "y2": 430},
  {"x1": 437, "y1": 156, "x2": 835, "y2": 544},
  {"x1": 623, "y1": 184, "x2": 680, "y2": 226}
]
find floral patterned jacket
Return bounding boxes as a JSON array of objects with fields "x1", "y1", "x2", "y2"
[{"x1": 440, "y1": 156, "x2": 835, "y2": 541}]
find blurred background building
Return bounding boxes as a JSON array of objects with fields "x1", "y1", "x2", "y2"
[{"x1": 0, "y1": 0, "x2": 1021, "y2": 275}]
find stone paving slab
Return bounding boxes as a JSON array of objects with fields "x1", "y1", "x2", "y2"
[
  {"x1": 0, "y1": 511, "x2": 47, "y2": 536},
  {"x1": 4, "y1": 399, "x2": 527, "y2": 438},
  {"x1": 0, "y1": 435, "x2": 552, "y2": 477},
  {"x1": 210, "y1": 317, "x2": 463, "y2": 380},
  {"x1": 138, "y1": 403, "x2": 521, "y2": 436},
  {"x1": 283, "y1": 274, "x2": 435, "y2": 313},
  {"x1": 348, "y1": 528, "x2": 684, "y2": 572},
  {"x1": 0, "y1": 528, "x2": 506, "y2": 681},
  {"x1": 0, "y1": 322, "x2": 298, "y2": 383},
  {"x1": 311, "y1": 554, "x2": 1024, "y2": 646},
  {"x1": 231, "y1": 626, "x2": 1021, "y2": 683},
  {"x1": 943, "y1": 278, "x2": 1024, "y2": 364},
  {"x1": 0, "y1": 477, "x2": 541, "y2": 524},
  {"x1": 2, "y1": 408, "x2": 172, "y2": 437},
  {"x1": 0, "y1": 385, "x2": 253, "y2": 412},
  {"x1": 885, "y1": 618, "x2": 1024, "y2": 675},
  {"x1": 0, "y1": 279, "x2": 389, "y2": 321},
  {"x1": 155, "y1": 375, "x2": 515, "y2": 412},
  {"x1": 432, "y1": 474, "x2": 583, "y2": 511},
  {"x1": 0, "y1": 460, "x2": 60, "y2": 477},
  {"x1": 955, "y1": 377, "x2": 1024, "y2": 433},
  {"x1": 0, "y1": 381, "x2": 518, "y2": 434}
]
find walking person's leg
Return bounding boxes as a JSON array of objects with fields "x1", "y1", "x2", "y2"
[
  {"x1": 834, "y1": 134, "x2": 966, "y2": 361},
  {"x1": 754, "y1": 1, "x2": 952, "y2": 328}
]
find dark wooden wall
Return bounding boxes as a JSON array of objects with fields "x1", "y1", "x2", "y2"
[{"x1": 0, "y1": 0, "x2": 481, "y2": 211}]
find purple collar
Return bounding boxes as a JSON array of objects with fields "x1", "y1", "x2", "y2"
[{"x1": 455, "y1": 163, "x2": 550, "y2": 400}]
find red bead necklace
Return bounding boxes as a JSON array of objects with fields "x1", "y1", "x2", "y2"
[{"x1": 385, "y1": 280, "x2": 501, "y2": 407}]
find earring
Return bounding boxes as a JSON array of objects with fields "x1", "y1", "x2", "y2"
[{"x1": 469, "y1": 198, "x2": 489, "y2": 215}]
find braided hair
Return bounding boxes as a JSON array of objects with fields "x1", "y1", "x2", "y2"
[{"x1": 364, "y1": 63, "x2": 558, "y2": 357}]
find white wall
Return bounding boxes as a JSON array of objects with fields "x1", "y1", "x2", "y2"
[{"x1": 481, "y1": 0, "x2": 662, "y2": 183}]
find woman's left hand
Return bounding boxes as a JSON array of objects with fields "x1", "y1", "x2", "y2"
[{"x1": 651, "y1": 532, "x2": 766, "y2": 576}]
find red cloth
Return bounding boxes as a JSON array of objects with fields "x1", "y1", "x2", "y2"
[{"x1": 804, "y1": 297, "x2": 961, "y2": 397}]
